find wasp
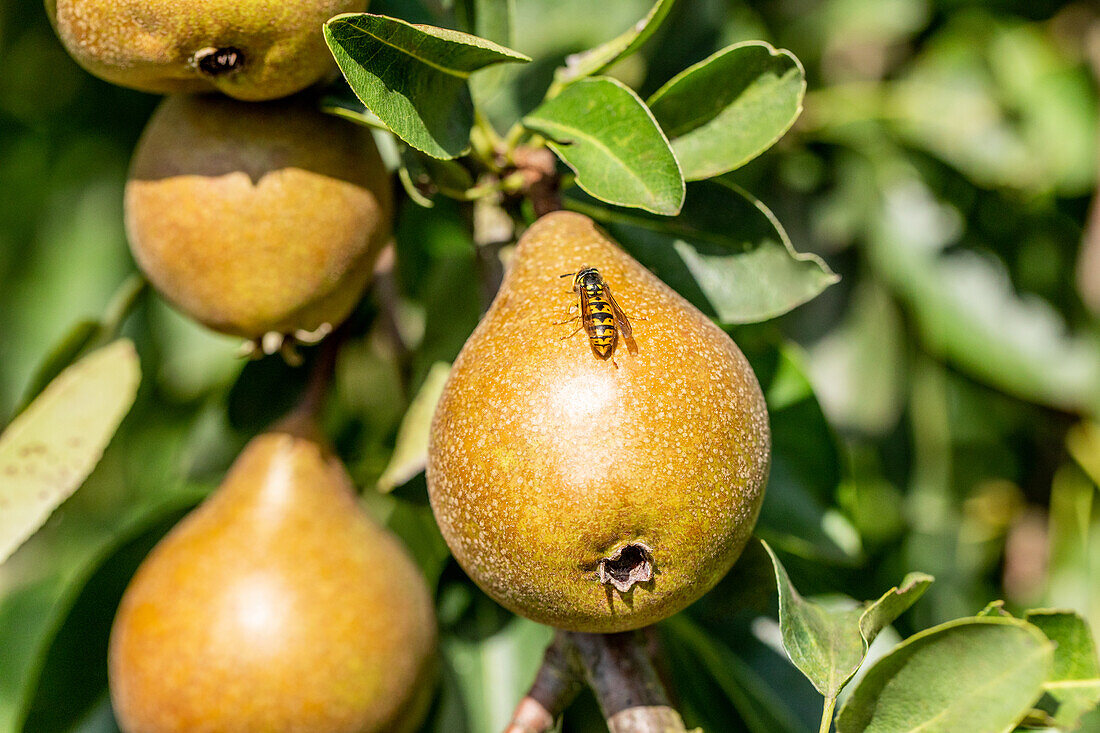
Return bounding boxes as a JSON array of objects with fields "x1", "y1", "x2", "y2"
[{"x1": 559, "y1": 267, "x2": 635, "y2": 360}]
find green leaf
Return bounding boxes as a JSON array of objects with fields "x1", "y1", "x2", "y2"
[
  {"x1": 20, "y1": 503, "x2": 195, "y2": 732},
  {"x1": 755, "y1": 344, "x2": 854, "y2": 565},
  {"x1": 805, "y1": 282, "x2": 905, "y2": 436},
  {"x1": 399, "y1": 148, "x2": 477, "y2": 208},
  {"x1": 557, "y1": 0, "x2": 679, "y2": 83},
  {"x1": 377, "y1": 362, "x2": 451, "y2": 493},
  {"x1": 324, "y1": 13, "x2": 529, "y2": 159},
  {"x1": 15, "y1": 320, "x2": 103, "y2": 413},
  {"x1": 648, "y1": 41, "x2": 805, "y2": 180},
  {"x1": 836, "y1": 617, "x2": 1054, "y2": 733},
  {"x1": 1067, "y1": 421, "x2": 1100, "y2": 489},
  {"x1": 1026, "y1": 609, "x2": 1100, "y2": 729},
  {"x1": 523, "y1": 77, "x2": 685, "y2": 215},
  {"x1": 977, "y1": 600, "x2": 1012, "y2": 618},
  {"x1": 16, "y1": 275, "x2": 146, "y2": 413},
  {"x1": 319, "y1": 94, "x2": 394, "y2": 133},
  {"x1": 566, "y1": 178, "x2": 836, "y2": 323},
  {"x1": 663, "y1": 614, "x2": 806, "y2": 733},
  {"x1": 442, "y1": 616, "x2": 553, "y2": 731},
  {"x1": 464, "y1": 0, "x2": 515, "y2": 46},
  {"x1": 0, "y1": 340, "x2": 141, "y2": 564},
  {"x1": 869, "y1": 172, "x2": 1100, "y2": 415},
  {"x1": 0, "y1": 488, "x2": 203, "y2": 732},
  {"x1": 762, "y1": 541, "x2": 933, "y2": 703}
]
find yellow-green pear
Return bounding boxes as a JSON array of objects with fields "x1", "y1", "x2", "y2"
[
  {"x1": 125, "y1": 94, "x2": 392, "y2": 342},
  {"x1": 46, "y1": 0, "x2": 366, "y2": 100},
  {"x1": 109, "y1": 421, "x2": 436, "y2": 732},
  {"x1": 427, "y1": 211, "x2": 771, "y2": 633}
]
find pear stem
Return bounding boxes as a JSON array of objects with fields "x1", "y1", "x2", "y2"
[
  {"x1": 569, "y1": 630, "x2": 689, "y2": 733},
  {"x1": 511, "y1": 146, "x2": 561, "y2": 217},
  {"x1": 286, "y1": 324, "x2": 346, "y2": 427},
  {"x1": 505, "y1": 629, "x2": 688, "y2": 733}
]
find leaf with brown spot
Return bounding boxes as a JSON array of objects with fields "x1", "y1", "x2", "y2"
[{"x1": 0, "y1": 340, "x2": 141, "y2": 564}]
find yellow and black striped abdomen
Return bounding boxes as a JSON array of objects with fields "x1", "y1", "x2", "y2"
[{"x1": 584, "y1": 285, "x2": 618, "y2": 358}]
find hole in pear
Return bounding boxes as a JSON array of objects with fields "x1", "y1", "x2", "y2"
[
  {"x1": 597, "y1": 542, "x2": 653, "y2": 593},
  {"x1": 194, "y1": 47, "x2": 244, "y2": 76}
]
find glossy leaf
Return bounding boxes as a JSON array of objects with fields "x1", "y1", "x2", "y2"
[
  {"x1": 837, "y1": 617, "x2": 1054, "y2": 733},
  {"x1": 566, "y1": 178, "x2": 836, "y2": 323},
  {"x1": 0, "y1": 340, "x2": 140, "y2": 564},
  {"x1": 649, "y1": 41, "x2": 805, "y2": 180},
  {"x1": 325, "y1": 13, "x2": 529, "y2": 159},
  {"x1": 377, "y1": 362, "x2": 451, "y2": 492},
  {"x1": 763, "y1": 541, "x2": 933, "y2": 702},
  {"x1": 557, "y1": 0, "x2": 679, "y2": 83},
  {"x1": 523, "y1": 77, "x2": 685, "y2": 215},
  {"x1": 1026, "y1": 610, "x2": 1100, "y2": 729}
]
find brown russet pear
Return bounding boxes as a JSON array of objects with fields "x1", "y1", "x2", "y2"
[
  {"x1": 109, "y1": 420, "x2": 436, "y2": 733},
  {"x1": 427, "y1": 211, "x2": 771, "y2": 633},
  {"x1": 46, "y1": 0, "x2": 366, "y2": 100},
  {"x1": 125, "y1": 94, "x2": 392, "y2": 342}
]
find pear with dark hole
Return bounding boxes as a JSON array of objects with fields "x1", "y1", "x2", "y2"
[
  {"x1": 125, "y1": 94, "x2": 392, "y2": 343},
  {"x1": 427, "y1": 211, "x2": 770, "y2": 632},
  {"x1": 46, "y1": 0, "x2": 366, "y2": 100},
  {"x1": 109, "y1": 421, "x2": 436, "y2": 733}
]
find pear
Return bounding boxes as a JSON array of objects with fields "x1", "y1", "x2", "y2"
[
  {"x1": 427, "y1": 211, "x2": 771, "y2": 633},
  {"x1": 109, "y1": 421, "x2": 436, "y2": 733},
  {"x1": 125, "y1": 94, "x2": 392, "y2": 342},
  {"x1": 46, "y1": 0, "x2": 366, "y2": 101}
]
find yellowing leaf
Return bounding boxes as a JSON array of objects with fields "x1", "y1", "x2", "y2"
[{"x1": 0, "y1": 340, "x2": 141, "y2": 564}]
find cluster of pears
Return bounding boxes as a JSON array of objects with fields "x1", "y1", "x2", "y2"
[
  {"x1": 48, "y1": 2, "x2": 440, "y2": 731},
  {"x1": 50, "y1": 0, "x2": 774, "y2": 721},
  {"x1": 49, "y1": 0, "x2": 393, "y2": 349}
]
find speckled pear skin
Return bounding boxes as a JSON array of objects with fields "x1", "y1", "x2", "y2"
[
  {"x1": 427, "y1": 211, "x2": 771, "y2": 633},
  {"x1": 46, "y1": 0, "x2": 366, "y2": 101},
  {"x1": 125, "y1": 94, "x2": 392, "y2": 339},
  {"x1": 109, "y1": 425, "x2": 437, "y2": 733}
]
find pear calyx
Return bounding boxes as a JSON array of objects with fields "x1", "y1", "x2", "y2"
[
  {"x1": 193, "y1": 46, "x2": 244, "y2": 76},
  {"x1": 598, "y1": 542, "x2": 654, "y2": 593}
]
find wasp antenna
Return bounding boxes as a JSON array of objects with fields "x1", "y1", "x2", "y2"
[{"x1": 559, "y1": 272, "x2": 575, "y2": 278}]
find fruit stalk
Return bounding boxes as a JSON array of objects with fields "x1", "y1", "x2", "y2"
[
  {"x1": 570, "y1": 630, "x2": 688, "y2": 733},
  {"x1": 506, "y1": 630, "x2": 688, "y2": 733}
]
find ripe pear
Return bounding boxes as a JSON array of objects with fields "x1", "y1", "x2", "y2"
[
  {"x1": 427, "y1": 211, "x2": 771, "y2": 633},
  {"x1": 46, "y1": 0, "x2": 366, "y2": 101},
  {"x1": 125, "y1": 94, "x2": 392, "y2": 342},
  {"x1": 109, "y1": 421, "x2": 436, "y2": 733}
]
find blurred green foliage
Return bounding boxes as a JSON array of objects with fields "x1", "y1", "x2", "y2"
[{"x1": 2, "y1": 0, "x2": 1100, "y2": 731}]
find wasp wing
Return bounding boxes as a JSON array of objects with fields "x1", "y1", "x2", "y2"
[{"x1": 603, "y1": 283, "x2": 633, "y2": 339}]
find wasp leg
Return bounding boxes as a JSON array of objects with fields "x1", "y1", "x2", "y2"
[
  {"x1": 553, "y1": 315, "x2": 581, "y2": 326},
  {"x1": 560, "y1": 324, "x2": 585, "y2": 340}
]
